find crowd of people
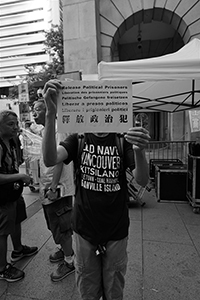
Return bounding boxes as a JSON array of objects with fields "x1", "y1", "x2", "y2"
[{"x1": 0, "y1": 79, "x2": 150, "y2": 300}]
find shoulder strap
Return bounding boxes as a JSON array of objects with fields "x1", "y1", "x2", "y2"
[
  {"x1": 76, "y1": 133, "x2": 85, "y2": 169},
  {"x1": 0, "y1": 138, "x2": 8, "y2": 169},
  {"x1": 116, "y1": 133, "x2": 124, "y2": 157},
  {"x1": 115, "y1": 133, "x2": 124, "y2": 173},
  {"x1": 0, "y1": 138, "x2": 18, "y2": 173},
  {"x1": 77, "y1": 133, "x2": 85, "y2": 162},
  {"x1": 74, "y1": 133, "x2": 85, "y2": 188}
]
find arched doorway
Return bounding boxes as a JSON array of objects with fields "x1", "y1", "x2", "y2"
[
  {"x1": 98, "y1": 3, "x2": 200, "y2": 141},
  {"x1": 63, "y1": 1, "x2": 200, "y2": 139},
  {"x1": 110, "y1": 9, "x2": 185, "y2": 141}
]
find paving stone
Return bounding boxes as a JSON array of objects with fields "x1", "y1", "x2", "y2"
[
  {"x1": 143, "y1": 240, "x2": 200, "y2": 300},
  {"x1": 2, "y1": 179, "x2": 200, "y2": 300}
]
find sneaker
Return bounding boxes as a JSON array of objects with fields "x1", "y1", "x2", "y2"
[
  {"x1": 50, "y1": 261, "x2": 75, "y2": 282},
  {"x1": 0, "y1": 263, "x2": 25, "y2": 283},
  {"x1": 11, "y1": 245, "x2": 38, "y2": 262},
  {"x1": 49, "y1": 248, "x2": 64, "y2": 263}
]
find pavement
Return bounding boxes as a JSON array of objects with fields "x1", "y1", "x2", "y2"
[{"x1": 0, "y1": 167, "x2": 200, "y2": 300}]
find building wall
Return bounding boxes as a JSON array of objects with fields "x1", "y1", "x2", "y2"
[
  {"x1": 98, "y1": 0, "x2": 200, "y2": 62},
  {"x1": 0, "y1": 0, "x2": 62, "y2": 88},
  {"x1": 62, "y1": 0, "x2": 200, "y2": 141},
  {"x1": 62, "y1": 0, "x2": 101, "y2": 74},
  {"x1": 63, "y1": 0, "x2": 200, "y2": 74}
]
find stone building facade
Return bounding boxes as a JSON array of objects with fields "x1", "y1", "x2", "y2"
[{"x1": 62, "y1": 0, "x2": 200, "y2": 141}]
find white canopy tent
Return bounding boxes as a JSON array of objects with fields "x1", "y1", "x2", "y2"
[{"x1": 98, "y1": 38, "x2": 200, "y2": 112}]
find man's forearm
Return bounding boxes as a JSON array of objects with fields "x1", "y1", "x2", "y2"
[
  {"x1": 50, "y1": 162, "x2": 63, "y2": 189},
  {"x1": 132, "y1": 149, "x2": 149, "y2": 187},
  {"x1": 42, "y1": 113, "x2": 57, "y2": 167},
  {"x1": 0, "y1": 173, "x2": 25, "y2": 184}
]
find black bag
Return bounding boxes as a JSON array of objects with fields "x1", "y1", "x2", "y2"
[
  {"x1": 189, "y1": 142, "x2": 200, "y2": 156},
  {"x1": 0, "y1": 180, "x2": 24, "y2": 205},
  {"x1": 0, "y1": 138, "x2": 24, "y2": 205}
]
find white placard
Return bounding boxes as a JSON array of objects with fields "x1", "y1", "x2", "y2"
[
  {"x1": 18, "y1": 82, "x2": 29, "y2": 103},
  {"x1": 57, "y1": 80, "x2": 133, "y2": 133},
  {"x1": 189, "y1": 110, "x2": 200, "y2": 132},
  {"x1": 19, "y1": 102, "x2": 30, "y2": 122}
]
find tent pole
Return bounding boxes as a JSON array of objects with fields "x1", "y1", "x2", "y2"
[{"x1": 192, "y1": 80, "x2": 195, "y2": 106}]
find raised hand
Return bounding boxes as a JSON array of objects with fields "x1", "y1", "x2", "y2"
[
  {"x1": 124, "y1": 127, "x2": 151, "y2": 150},
  {"x1": 43, "y1": 80, "x2": 62, "y2": 116}
]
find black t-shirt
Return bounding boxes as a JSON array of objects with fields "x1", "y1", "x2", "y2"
[{"x1": 60, "y1": 133, "x2": 135, "y2": 245}]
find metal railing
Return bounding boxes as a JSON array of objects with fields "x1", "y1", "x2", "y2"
[{"x1": 146, "y1": 140, "x2": 194, "y2": 164}]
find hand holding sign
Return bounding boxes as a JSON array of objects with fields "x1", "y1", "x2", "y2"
[
  {"x1": 57, "y1": 80, "x2": 133, "y2": 133},
  {"x1": 124, "y1": 127, "x2": 151, "y2": 150},
  {"x1": 43, "y1": 80, "x2": 62, "y2": 116},
  {"x1": 43, "y1": 79, "x2": 133, "y2": 133}
]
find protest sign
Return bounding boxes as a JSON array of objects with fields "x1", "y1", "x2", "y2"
[
  {"x1": 57, "y1": 80, "x2": 132, "y2": 133},
  {"x1": 19, "y1": 102, "x2": 30, "y2": 122},
  {"x1": 18, "y1": 82, "x2": 29, "y2": 103},
  {"x1": 189, "y1": 110, "x2": 200, "y2": 132}
]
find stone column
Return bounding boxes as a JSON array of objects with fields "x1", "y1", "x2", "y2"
[{"x1": 63, "y1": 0, "x2": 101, "y2": 75}]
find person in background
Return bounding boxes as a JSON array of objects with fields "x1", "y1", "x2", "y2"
[
  {"x1": 24, "y1": 120, "x2": 43, "y2": 136},
  {"x1": 42, "y1": 80, "x2": 150, "y2": 299},
  {"x1": 23, "y1": 120, "x2": 40, "y2": 191},
  {"x1": 24, "y1": 120, "x2": 33, "y2": 131},
  {"x1": 32, "y1": 99, "x2": 75, "y2": 282},
  {"x1": 0, "y1": 110, "x2": 38, "y2": 283}
]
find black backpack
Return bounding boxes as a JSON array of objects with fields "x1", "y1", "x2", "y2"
[{"x1": 0, "y1": 138, "x2": 23, "y2": 205}]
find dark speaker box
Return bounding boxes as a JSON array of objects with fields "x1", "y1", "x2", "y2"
[
  {"x1": 156, "y1": 165, "x2": 187, "y2": 201},
  {"x1": 149, "y1": 159, "x2": 183, "y2": 179}
]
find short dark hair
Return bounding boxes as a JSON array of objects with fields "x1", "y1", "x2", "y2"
[{"x1": 0, "y1": 110, "x2": 18, "y2": 124}]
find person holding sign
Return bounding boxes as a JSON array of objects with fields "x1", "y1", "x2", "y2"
[{"x1": 42, "y1": 80, "x2": 150, "y2": 300}]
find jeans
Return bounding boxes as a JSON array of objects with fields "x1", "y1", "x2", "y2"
[{"x1": 74, "y1": 232, "x2": 128, "y2": 300}]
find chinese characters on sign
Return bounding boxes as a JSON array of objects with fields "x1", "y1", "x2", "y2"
[
  {"x1": 18, "y1": 82, "x2": 30, "y2": 122},
  {"x1": 189, "y1": 110, "x2": 200, "y2": 132},
  {"x1": 57, "y1": 80, "x2": 132, "y2": 133},
  {"x1": 19, "y1": 103, "x2": 30, "y2": 122},
  {"x1": 18, "y1": 82, "x2": 29, "y2": 103}
]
